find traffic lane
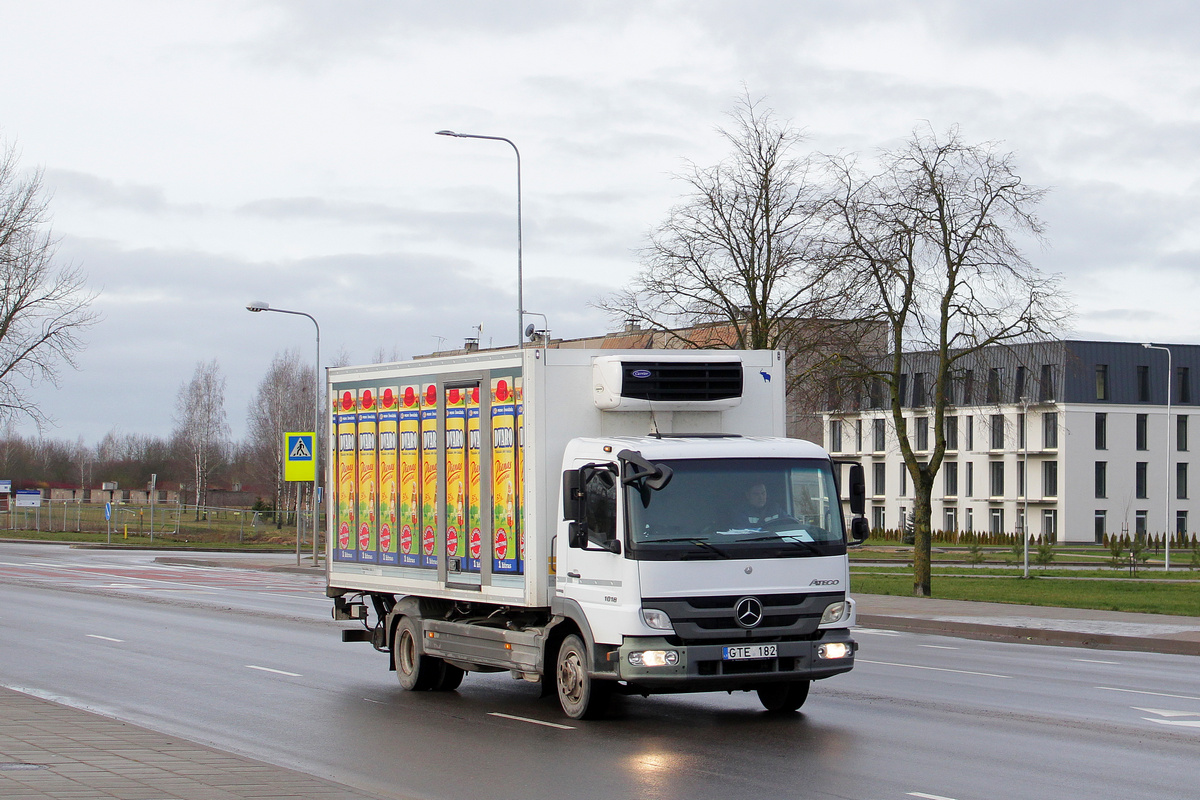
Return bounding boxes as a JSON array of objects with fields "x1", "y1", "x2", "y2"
[{"x1": 851, "y1": 627, "x2": 1200, "y2": 733}]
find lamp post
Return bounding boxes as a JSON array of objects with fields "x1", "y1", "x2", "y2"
[
  {"x1": 1143, "y1": 343, "x2": 1172, "y2": 571},
  {"x1": 247, "y1": 301, "x2": 321, "y2": 567},
  {"x1": 435, "y1": 130, "x2": 523, "y2": 346},
  {"x1": 1019, "y1": 396, "x2": 1030, "y2": 578}
]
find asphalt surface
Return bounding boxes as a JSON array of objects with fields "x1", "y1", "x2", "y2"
[{"x1": 2, "y1": 550, "x2": 1198, "y2": 800}]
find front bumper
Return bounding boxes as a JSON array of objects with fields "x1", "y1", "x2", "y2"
[{"x1": 612, "y1": 629, "x2": 857, "y2": 691}]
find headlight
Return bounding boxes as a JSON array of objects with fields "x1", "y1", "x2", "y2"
[
  {"x1": 641, "y1": 608, "x2": 674, "y2": 631},
  {"x1": 628, "y1": 650, "x2": 679, "y2": 667},
  {"x1": 817, "y1": 642, "x2": 852, "y2": 660},
  {"x1": 819, "y1": 601, "x2": 846, "y2": 625}
]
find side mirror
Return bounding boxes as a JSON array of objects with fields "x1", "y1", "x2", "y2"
[
  {"x1": 850, "y1": 516, "x2": 870, "y2": 545},
  {"x1": 568, "y1": 521, "x2": 587, "y2": 549},
  {"x1": 848, "y1": 463, "x2": 866, "y2": 516},
  {"x1": 562, "y1": 470, "x2": 581, "y2": 521}
]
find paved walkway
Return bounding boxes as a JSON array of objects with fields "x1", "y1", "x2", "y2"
[{"x1": 2, "y1": 550, "x2": 1197, "y2": 799}]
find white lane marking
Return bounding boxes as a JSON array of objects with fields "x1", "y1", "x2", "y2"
[
  {"x1": 853, "y1": 628, "x2": 901, "y2": 636},
  {"x1": 363, "y1": 698, "x2": 386, "y2": 704},
  {"x1": 1134, "y1": 707, "x2": 1200, "y2": 718},
  {"x1": 86, "y1": 635, "x2": 124, "y2": 643},
  {"x1": 917, "y1": 644, "x2": 959, "y2": 650},
  {"x1": 857, "y1": 659, "x2": 1010, "y2": 679},
  {"x1": 1073, "y1": 658, "x2": 1120, "y2": 665},
  {"x1": 1098, "y1": 687, "x2": 1200, "y2": 702},
  {"x1": 908, "y1": 793, "x2": 958, "y2": 800},
  {"x1": 245, "y1": 665, "x2": 302, "y2": 677},
  {"x1": 487, "y1": 712, "x2": 575, "y2": 730}
]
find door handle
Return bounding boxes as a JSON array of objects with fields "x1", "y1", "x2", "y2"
[{"x1": 567, "y1": 571, "x2": 581, "y2": 578}]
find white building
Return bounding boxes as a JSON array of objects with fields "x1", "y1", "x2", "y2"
[{"x1": 824, "y1": 341, "x2": 1199, "y2": 544}]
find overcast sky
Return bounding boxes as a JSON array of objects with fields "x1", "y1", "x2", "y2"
[{"x1": 3, "y1": 1, "x2": 1199, "y2": 444}]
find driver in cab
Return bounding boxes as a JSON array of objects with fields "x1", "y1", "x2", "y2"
[{"x1": 733, "y1": 482, "x2": 784, "y2": 528}]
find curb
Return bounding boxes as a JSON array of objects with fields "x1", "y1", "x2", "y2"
[{"x1": 858, "y1": 614, "x2": 1200, "y2": 657}]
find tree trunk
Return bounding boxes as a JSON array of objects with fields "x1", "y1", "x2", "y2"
[{"x1": 912, "y1": 475, "x2": 934, "y2": 596}]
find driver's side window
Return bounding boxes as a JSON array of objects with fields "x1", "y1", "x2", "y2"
[{"x1": 582, "y1": 466, "x2": 617, "y2": 544}]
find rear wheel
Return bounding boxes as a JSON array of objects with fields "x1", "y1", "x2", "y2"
[
  {"x1": 434, "y1": 664, "x2": 466, "y2": 692},
  {"x1": 393, "y1": 616, "x2": 440, "y2": 691},
  {"x1": 555, "y1": 634, "x2": 610, "y2": 719},
  {"x1": 756, "y1": 680, "x2": 810, "y2": 712}
]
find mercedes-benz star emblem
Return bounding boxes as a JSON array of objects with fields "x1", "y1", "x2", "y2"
[{"x1": 734, "y1": 596, "x2": 764, "y2": 629}]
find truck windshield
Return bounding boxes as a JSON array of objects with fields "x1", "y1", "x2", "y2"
[{"x1": 626, "y1": 458, "x2": 847, "y2": 560}]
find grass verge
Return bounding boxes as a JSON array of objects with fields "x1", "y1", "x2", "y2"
[{"x1": 852, "y1": 573, "x2": 1200, "y2": 617}]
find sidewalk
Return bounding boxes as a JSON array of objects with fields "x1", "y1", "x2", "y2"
[
  {"x1": 856, "y1": 593, "x2": 1200, "y2": 656},
  {"x1": 0, "y1": 687, "x2": 393, "y2": 800}
]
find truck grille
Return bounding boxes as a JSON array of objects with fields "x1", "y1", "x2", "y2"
[{"x1": 642, "y1": 592, "x2": 842, "y2": 643}]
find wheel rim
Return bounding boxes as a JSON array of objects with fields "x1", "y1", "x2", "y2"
[
  {"x1": 558, "y1": 646, "x2": 585, "y2": 707},
  {"x1": 398, "y1": 630, "x2": 416, "y2": 676}
]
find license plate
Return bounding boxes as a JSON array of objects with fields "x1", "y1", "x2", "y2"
[{"x1": 723, "y1": 644, "x2": 777, "y2": 661}]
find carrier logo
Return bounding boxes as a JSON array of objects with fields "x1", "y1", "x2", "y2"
[
  {"x1": 631, "y1": 369, "x2": 652, "y2": 379},
  {"x1": 734, "y1": 596, "x2": 764, "y2": 628},
  {"x1": 809, "y1": 579, "x2": 840, "y2": 586}
]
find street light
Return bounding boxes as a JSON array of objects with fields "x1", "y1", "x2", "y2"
[
  {"x1": 1143, "y1": 343, "x2": 1172, "y2": 571},
  {"x1": 435, "y1": 129, "x2": 523, "y2": 346},
  {"x1": 1019, "y1": 395, "x2": 1030, "y2": 578},
  {"x1": 247, "y1": 301, "x2": 321, "y2": 568}
]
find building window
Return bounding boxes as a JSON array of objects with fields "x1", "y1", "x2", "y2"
[
  {"x1": 829, "y1": 419, "x2": 843, "y2": 453},
  {"x1": 989, "y1": 507, "x2": 1004, "y2": 535},
  {"x1": 1043, "y1": 412, "x2": 1058, "y2": 449},
  {"x1": 1014, "y1": 365, "x2": 1026, "y2": 402},
  {"x1": 873, "y1": 418, "x2": 886, "y2": 452},
  {"x1": 872, "y1": 506, "x2": 885, "y2": 531},
  {"x1": 1178, "y1": 463, "x2": 1188, "y2": 500},
  {"x1": 1179, "y1": 367, "x2": 1191, "y2": 404},
  {"x1": 1135, "y1": 510, "x2": 1147, "y2": 537},
  {"x1": 944, "y1": 462, "x2": 958, "y2": 497},
  {"x1": 944, "y1": 416, "x2": 958, "y2": 451},
  {"x1": 1017, "y1": 461, "x2": 1025, "y2": 497},
  {"x1": 872, "y1": 462, "x2": 886, "y2": 497},
  {"x1": 990, "y1": 414, "x2": 1005, "y2": 450},
  {"x1": 1042, "y1": 509, "x2": 1058, "y2": 542},
  {"x1": 944, "y1": 507, "x2": 958, "y2": 532},
  {"x1": 855, "y1": 419, "x2": 863, "y2": 453},
  {"x1": 899, "y1": 463, "x2": 908, "y2": 496},
  {"x1": 1096, "y1": 364, "x2": 1108, "y2": 401},
  {"x1": 1136, "y1": 462, "x2": 1148, "y2": 499},
  {"x1": 1018, "y1": 413, "x2": 1026, "y2": 450},
  {"x1": 962, "y1": 370, "x2": 975, "y2": 405},
  {"x1": 915, "y1": 417, "x2": 929, "y2": 451},
  {"x1": 1136, "y1": 414, "x2": 1148, "y2": 451},
  {"x1": 912, "y1": 373, "x2": 927, "y2": 407},
  {"x1": 1177, "y1": 510, "x2": 1188, "y2": 536},
  {"x1": 1043, "y1": 460, "x2": 1058, "y2": 497},
  {"x1": 989, "y1": 461, "x2": 1004, "y2": 496},
  {"x1": 1039, "y1": 364, "x2": 1056, "y2": 402},
  {"x1": 965, "y1": 507, "x2": 974, "y2": 532},
  {"x1": 1095, "y1": 461, "x2": 1107, "y2": 499},
  {"x1": 899, "y1": 373, "x2": 909, "y2": 406},
  {"x1": 1178, "y1": 415, "x2": 1188, "y2": 451},
  {"x1": 964, "y1": 416, "x2": 974, "y2": 451},
  {"x1": 1017, "y1": 509, "x2": 1026, "y2": 537},
  {"x1": 1094, "y1": 510, "x2": 1106, "y2": 544},
  {"x1": 1095, "y1": 413, "x2": 1107, "y2": 450},
  {"x1": 1138, "y1": 365, "x2": 1151, "y2": 402},
  {"x1": 899, "y1": 507, "x2": 909, "y2": 531},
  {"x1": 965, "y1": 462, "x2": 974, "y2": 498},
  {"x1": 987, "y1": 368, "x2": 1001, "y2": 403}
]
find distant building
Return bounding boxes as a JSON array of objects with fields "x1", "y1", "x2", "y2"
[{"x1": 823, "y1": 340, "x2": 1199, "y2": 544}]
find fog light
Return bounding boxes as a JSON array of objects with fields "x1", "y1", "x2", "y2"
[
  {"x1": 819, "y1": 602, "x2": 846, "y2": 625},
  {"x1": 628, "y1": 650, "x2": 679, "y2": 667},
  {"x1": 817, "y1": 642, "x2": 851, "y2": 659}
]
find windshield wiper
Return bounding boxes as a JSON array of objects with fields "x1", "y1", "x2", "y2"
[
  {"x1": 648, "y1": 537, "x2": 731, "y2": 558},
  {"x1": 739, "y1": 535, "x2": 824, "y2": 555}
]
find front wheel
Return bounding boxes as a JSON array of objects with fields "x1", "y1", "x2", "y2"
[
  {"x1": 555, "y1": 634, "x2": 611, "y2": 719},
  {"x1": 756, "y1": 680, "x2": 810, "y2": 712}
]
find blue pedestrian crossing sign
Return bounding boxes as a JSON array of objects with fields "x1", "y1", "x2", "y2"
[{"x1": 284, "y1": 432, "x2": 316, "y2": 482}]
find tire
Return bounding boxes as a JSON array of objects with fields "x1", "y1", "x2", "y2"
[
  {"x1": 434, "y1": 664, "x2": 466, "y2": 692},
  {"x1": 756, "y1": 680, "x2": 810, "y2": 712},
  {"x1": 555, "y1": 634, "x2": 610, "y2": 720},
  {"x1": 393, "y1": 616, "x2": 441, "y2": 691}
]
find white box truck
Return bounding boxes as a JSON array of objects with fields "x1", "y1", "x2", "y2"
[{"x1": 327, "y1": 348, "x2": 868, "y2": 719}]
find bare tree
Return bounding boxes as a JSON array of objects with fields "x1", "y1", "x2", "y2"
[
  {"x1": 598, "y1": 94, "x2": 855, "y2": 398},
  {"x1": 0, "y1": 140, "x2": 98, "y2": 427},
  {"x1": 173, "y1": 359, "x2": 230, "y2": 518},
  {"x1": 246, "y1": 348, "x2": 314, "y2": 527},
  {"x1": 827, "y1": 125, "x2": 1072, "y2": 596}
]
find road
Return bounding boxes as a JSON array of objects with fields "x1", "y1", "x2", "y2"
[{"x1": 1, "y1": 542, "x2": 1197, "y2": 800}]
